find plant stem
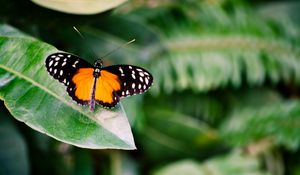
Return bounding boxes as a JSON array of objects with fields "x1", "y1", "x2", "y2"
[{"x1": 110, "y1": 150, "x2": 122, "y2": 175}]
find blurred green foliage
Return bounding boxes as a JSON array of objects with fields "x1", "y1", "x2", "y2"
[{"x1": 0, "y1": 0, "x2": 300, "y2": 174}]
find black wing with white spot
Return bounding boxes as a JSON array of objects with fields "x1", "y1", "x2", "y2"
[
  {"x1": 102, "y1": 65, "x2": 153, "y2": 98},
  {"x1": 45, "y1": 52, "x2": 92, "y2": 85},
  {"x1": 45, "y1": 52, "x2": 93, "y2": 105}
]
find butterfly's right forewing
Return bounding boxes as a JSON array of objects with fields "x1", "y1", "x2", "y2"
[{"x1": 45, "y1": 52, "x2": 93, "y2": 105}]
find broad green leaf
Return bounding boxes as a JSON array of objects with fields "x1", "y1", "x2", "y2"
[
  {"x1": 31, "y1": 0, "x2": 127, "y2": 15},
  {"x1": 0, "y1": 103, "x2": 29, "y2": 175},
  {"x1": 154, "y1": 151, "x2": 269, "y2": 175},
  {"x1": 0, "y1": 25, "x2": 135, "y2": 149}
]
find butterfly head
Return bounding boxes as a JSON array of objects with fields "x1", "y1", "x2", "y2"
[
  {"x1": 94, "y1": 59, "x2": 103, "y2": 69},
  {"x1": 93, "y1": 59, "x2": 103, "y2": 77}
]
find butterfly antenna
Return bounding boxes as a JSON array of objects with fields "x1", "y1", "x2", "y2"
[
  {"x1": 73, "y1": 26, "x2": 99, "y2": 58},
  {"x1": 74, "y1": 26, "x2": 135, "y2": 60},
  {"x1": 101, "y1": 39, "x2": 135, "y2": 59}
]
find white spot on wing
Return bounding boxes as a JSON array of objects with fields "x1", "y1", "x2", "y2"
[
  {"x1": 58, "y1": 54, "x2": 63, "y2": 57},
  {"x1": 138, "y1": 84, "x2": 141, "y2": 89},
  {"x1": 143, "y1": 85, "x2": 146, "y2": 89},
  {"x1": 49, "y1": 60, "x2": 53, "y2": 66},
  {"x1": 60, "y1": 70, "x2": 63, "y2": 76},
  {"x1": 129, "y1": 66, "x2": 132, "y2": 69},
  {"x1": 54, "y1": 69, "x2": 57, "y2": 74},
  {"x1": 126, "y1": 90, "x2": 130, "y2": 95},
  {"x1": 55, "y1": 57, "x2": 60, "y2": 61},
  {"x1": 131, "y1": 74, "x2": 136, "y2": 79},
  {"x1": 139, "y1": 72, "x2": 144, "y2": 77},
  {"x1": 67, "y1": 55, "x2": 71, "y2": 58},
  {"x1": 136, "y1": 68, "x2": 142, "y2": 72},
  {"x1": 132, "y1": 83, "x2": 135, "y2": 88},
  {"x1": 54, "y1": 62, "x2": 58, "y2": 66},
  {"x1": 119, "y1": 67, "x2": 123, "y2": 73},
  {"x1": 51, "y1": 55, "x2": 56, "y2": 58},
  {"x1": 72, "y1": 60, "x2": 79, "y2": 67},
  {"x1": 145, "y1": 78, "x2": 149, "y2": 85},
  {"x1": 62, "y1": 62, "x2": 66, "y2": 66},
  {"x1": 139, "y1": 77, "x2": 143, "y2": 82}
]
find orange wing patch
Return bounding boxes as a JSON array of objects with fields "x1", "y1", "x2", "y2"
[
  {"x1": 95, "y1": 70, "x2": 121, "y2": 103},
  {"x1": 72, "y1": 68, "x2": 94, "y2": 101}
]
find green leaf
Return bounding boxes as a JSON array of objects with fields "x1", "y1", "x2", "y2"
[
  {"x1": 0, "y1": 24, "x2": 135, "y2": 149},
  {"x1": 129, "y1": 4, "x2": 300, "y2": 95},
  {"x1": 145, "y1": 91, "x2": 225, "y2": 126},
  {"x1": 150, "y1": 35, "x2": 300, "y2": 94},
  {"x1": 140, "y1": 108, "x2": 220, "y2": 162},
  {"x1": 257, "y1": 1, "x2": 300, "y2": 28},
  {"x1": 221, "y1": 99, "x2": 300, "y2": 150},
  {"x1": 154, "y1": 160, "x2": 201, "y2": 175},
  {"x1": 0, "y1": 103, "x2": 29, "y2": 175},
  {"x1": 31, "y1": 0, "x2": 127, "y2": 15},
  {"x1": 154, "y1": 151, "x2": 269, "y2": 175}
]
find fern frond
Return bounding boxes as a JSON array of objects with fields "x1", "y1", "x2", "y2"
[
  {"x1": 144, "y1": 91, "x2": 225, "y2": 126},
  {"x1": 221, "y1": 99, "x2": 300, "y2": 150},
  {"x1": 144, "y1": 4, "x2": 300, "y2": 94},
  {"x1": 154, "y1": 150, "x2": 269, "y2": 175}
]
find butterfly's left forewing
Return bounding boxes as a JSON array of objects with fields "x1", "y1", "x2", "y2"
[
  {"x1": 45, "y1": 52, "x2": 93, "y2": 105},
  {"x1": 101, "y1": 65, "x2": 153, "y2": 100}
]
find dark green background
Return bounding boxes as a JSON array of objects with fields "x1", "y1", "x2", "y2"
[{"x1": 0, "y1": 0, "x2": 300, "y2": 174}]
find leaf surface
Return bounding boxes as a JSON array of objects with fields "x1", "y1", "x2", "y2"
[{"x1": 31, "y1": 0, "x2": 127, "y2": 15}]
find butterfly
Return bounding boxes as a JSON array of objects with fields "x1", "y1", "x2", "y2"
[{"x1": 45, "y1": 53, "x2": 153, "y2": 111}]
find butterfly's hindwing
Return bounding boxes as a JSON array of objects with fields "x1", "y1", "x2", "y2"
[
  {"x1": 45, "y1": 53, "x2": 93, "y2": 105},
  {"x1": 94, "y1": 70, "x2": 121, "y2": 108},
  {"x1": 101, "y1": 65, "x2": 153, "y2": 98},
  {"x1": 96, "y1": 91, "x2": 120, "y2": 108}
]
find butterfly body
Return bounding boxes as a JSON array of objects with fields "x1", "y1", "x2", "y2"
[{"x1": 45, "y1": 53, "x2": 153, "y2": 111}]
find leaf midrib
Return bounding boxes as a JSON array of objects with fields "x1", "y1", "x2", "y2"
[
  {"x1": 166, "y1": 35, "x2": 299, "y2": 57},
  {"x1": 0, "y1": 35, "x2": 94, "y2": 118},
  {"x1": 0, "y1": 59, "x2": 92, "y2": 119}
]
